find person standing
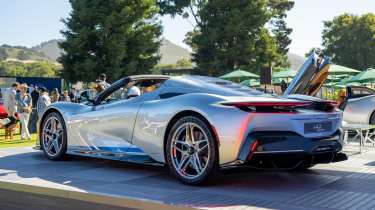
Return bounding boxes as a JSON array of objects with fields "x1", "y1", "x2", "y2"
[
  {"x1": 4, "y1": 82, "x2": 20, "y2": 140},
  {"x1": 68, "y1": 88, "x2": 76, "y2": 102},
  {"x1": 29, "y1": 86, "x2": 40, "y2": 133},
  {"x1": 37, "y1": 87, "x2": 51, "y2": 119},
  {"x1": 51, "y1": 88, "x2": 60, "y2": 103},
  {"x1": 62, "y1": 90, "x2": 71, "y2": 102},
  {"x1": 31, "y1": 86, "x2": 40, "y2": 108},
  {"x1": 98, "y1": 73, "x2": 110, "y2": 89},
  {"x1": 17, "y1": 84, "x2": 32, "y2": 140},
  {"x1": 280, "y1": 80, "x2": 288, "y2": 93}
]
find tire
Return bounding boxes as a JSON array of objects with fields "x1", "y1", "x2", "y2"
[
  {"x1": 294, "y1": 158, "x2": 315, "y2": 171},
  {"x1": 370, "y1": 111, "x2": 375, "y2": 125},
  {"x1": 40, "y1": 112, "x2": 67, "y2": 160},
  {"x1": 295, "y1": 163, "x2": 316, "y2": 170},
  {"x1": 165, "y1": 115, "x2": 218, "y2": 185}
]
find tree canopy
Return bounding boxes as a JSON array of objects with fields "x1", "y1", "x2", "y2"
[
  {"x1": 0, "y1": 48, "x2": 7, "y2": 61},
  {"x1": 322, "y1": 13, "x2": 375, "y2": 71},
  {"x1": 158, "y1": 0, "x2": 294, "y2": 76},
  {"x1": 59, "y1": 0, "x2": 162, "y2": 82},
  {"x1": 0, "y1": 61, "x2": 59, "y2": 77}
]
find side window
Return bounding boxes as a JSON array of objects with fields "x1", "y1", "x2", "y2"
[
  {"x1": 158, "y1": 87, "x2": 197, "y2": 99},
  {"x1": 100, "y1": 88, "x2": 127, "y2": 104},
  {"x1": 349, "y1": 87, "x2": 375, "y2": 98}
]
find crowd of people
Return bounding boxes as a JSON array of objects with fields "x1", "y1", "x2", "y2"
[{"x1": 0, "y1": 73, "x2": 110, "y2": 140}]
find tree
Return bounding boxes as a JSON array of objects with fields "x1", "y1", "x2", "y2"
[
  {"x1": 59, "y1": 0, "x2": 162, "y2": 82},
  {"x1": 0, "y1": 48, "x2": 7, "y2": 61},
  {"x1": 176, "y1": 58, "x2": 192, "y2": 68},
  {"x1": 0, "y1": 61, "x2": 59, "y2": 77},
  {"x1": 158, "y1": 0, "x2": 294, "y2": 76},
  {"x1": 16, "y1": 51, "x2": 31, "y2": 60},
  {"x1": 322, "y1": 13, "x2": 375, "y2": 70},
  {"x1": 268, "y1": 0, "x2": 294, "y2": 67}
]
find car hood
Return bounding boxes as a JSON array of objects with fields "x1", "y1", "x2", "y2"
[{"x1": 283, "y1": 49, "x2": 330, "y2": 96}]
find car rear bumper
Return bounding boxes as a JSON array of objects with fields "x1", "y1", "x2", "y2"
[{"x1": 221, "y1": 130, "x2": 347, "y2": 169}]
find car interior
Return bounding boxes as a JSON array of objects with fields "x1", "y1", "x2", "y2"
[{"x1": 99, "y1": 78, "x2": 167, "y2": 104}]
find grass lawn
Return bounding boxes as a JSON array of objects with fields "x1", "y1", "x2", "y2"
[{"x1": 0, "y1": 125, "x2": 37, "y2": 148}]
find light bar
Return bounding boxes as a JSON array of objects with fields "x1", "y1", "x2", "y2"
[{"x1": 222, "y1": 101, "x2": 312, "y2": 107}]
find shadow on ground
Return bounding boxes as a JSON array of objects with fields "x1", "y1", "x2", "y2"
[{"x1": 0, "y1": 148, "x2": 374, "y2": 209}]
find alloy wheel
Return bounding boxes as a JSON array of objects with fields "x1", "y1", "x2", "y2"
[
  {"x1": 42, "y1": 116, "x2": 64, "y2": 157},
  {"x1": 170, "y1": 122, "x2": 210, "y2": 180}
]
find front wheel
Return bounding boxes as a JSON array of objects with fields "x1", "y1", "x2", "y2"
[
  {"x1": 166, "y1": 116, "x2": 218, "y2": 185},
  {"x1": 40, "y1": 112, "x2": 67, "y2": 160}
]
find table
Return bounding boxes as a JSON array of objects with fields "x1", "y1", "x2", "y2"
[{"x1": 342, "y1": 123, "x2": 375, "y2": 154}]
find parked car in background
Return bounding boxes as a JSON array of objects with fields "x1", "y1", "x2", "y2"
[{"x1": 341, "y1": 86, "x2": 375, "y2": 124}]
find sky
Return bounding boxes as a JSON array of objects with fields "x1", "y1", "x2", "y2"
[{"x1": 0, "y1": 0, "x2": 374, "y2": 56}]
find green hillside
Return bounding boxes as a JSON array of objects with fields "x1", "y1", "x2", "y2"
[
  {"x1": 288, "y1": 53, "x2": 304, "y2": 70},
  {"x1": 159, "y1": 39, "x2": 192, "y2": 65},
  {"x1": 0, "y1": 39, "x2": 305, "y2": 71},
  {"x1": 0, "y1": 44, "x2": 51, "y2": 61},
  {"x1": 31, "y1": 39, "x2": 64, "y2": 61}
]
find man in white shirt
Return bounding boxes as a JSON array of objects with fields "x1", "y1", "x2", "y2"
[
  {"x1": 3, "y1": 82, "x2": 20, "y2": 140},
  {"x1": 37, "y1": 87, "x2": 51, "y2": 119},
  {"x1": 6, "y1": 82, "x2": 19, "y2": 118}
]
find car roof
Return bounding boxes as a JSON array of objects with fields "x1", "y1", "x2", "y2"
[
  {"x1": 165, "y1": 75, "x2": 263, "y2": 96},
  {"x1": 123, "y1": 74, "x2": 263, "y2": 96}
]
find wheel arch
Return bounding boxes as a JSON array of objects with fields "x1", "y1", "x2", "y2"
[{"x1": 163, "y1": 110, "x2": 220, "y2": 163}]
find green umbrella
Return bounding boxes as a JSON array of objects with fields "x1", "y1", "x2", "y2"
[
  {"x1": 240, "y1": 79, "x2": 260, "y2": 87},
  {"x1": 334, "y1": 83, "x2": 347, "y2": 88},
  {"x1": 348, "y1": 82, "x2": 362, "y2": 86},
  {"x1": 272, "y1": 78, "x2": 283, "y2": 85},
  {"x1": 327, "y1": 75, "x2": 341, "y2": 82},
  {"x1": 219, "y1": 69, "x2": 259, "y2": 82},
  {"x1": 336, "y1": 76, "x2": 355, "y2": 85},
  {"x1": 272, "y1": 70, "x2": 297, "y2": 79},
  {"x1": 323, "y1": 82, "x2": 337, "y2": 87},
  {"x1": 349, "y1": 68, "x2": 375, "y2": 83},
  {"x1": 329, "y1": 64, "x2": 360, "y2": 74}
]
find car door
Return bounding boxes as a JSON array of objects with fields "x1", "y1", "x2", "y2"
[
  {"x1": 68, "y1": 79, "x2": 141, "y2": 153},
  {"x1": 284, "y1": 49, "x2": 330, "y2": 96}
]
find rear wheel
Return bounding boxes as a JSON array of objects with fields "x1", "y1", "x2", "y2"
[
  {"x1": 40, "y1": 112, "x2": 67, "y2": 160},
  {"x1": 166, "y1": 116, "x2": 218, "y2": 185}
]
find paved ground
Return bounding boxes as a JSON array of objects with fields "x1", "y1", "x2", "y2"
[
  {"x1": 0, "y1": 188, "x2": 135, "y2": 210},
  {"x1": 0, "y1": 145, "x2": 375, "y2": 210}
]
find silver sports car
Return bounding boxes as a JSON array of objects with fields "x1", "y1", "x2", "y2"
[
  {"x1": 341, "y1": 86, "x2": 375, "y2": 124},
  {"x1": 37, "y1": 50, "x2": 347, "y2": 185}
]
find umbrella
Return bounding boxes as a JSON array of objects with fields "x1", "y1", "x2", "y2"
[
  {"x1": 349, "y1": 68, "x2": 375, "y2": 83},
  {"x1": 272, "y1": 78, "x2": 283, "y2": 85},
  {"x1": 272, "y1": 70, "x2": 297, "y2": 79},
  {"x1": 327, "y1": 75, "x2": 341, "y2": 82},
  {"x1": 219, "y1": 69, "x2": 259, "y2": 82},
  {"x1": 329, "y1": 64, "x2": 360, "y2": 74},
  {"x1": 240, "y1": 79, "x2": 260, "y2": 87},
  {"x1": 323, "y1": 82, "x2": 337, "y2": 87}
]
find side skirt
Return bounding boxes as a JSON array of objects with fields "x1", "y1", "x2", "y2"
[{"x1": 66, "y1": 146, "x2": 163, "y2": 166}]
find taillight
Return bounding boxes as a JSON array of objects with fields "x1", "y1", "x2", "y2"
[
  {"x1": 221, "y1": 101, "x2": 312, "y2": 113},
  {"x1": 222, "y1": 101, "x2": 312, "y2": 107}
]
